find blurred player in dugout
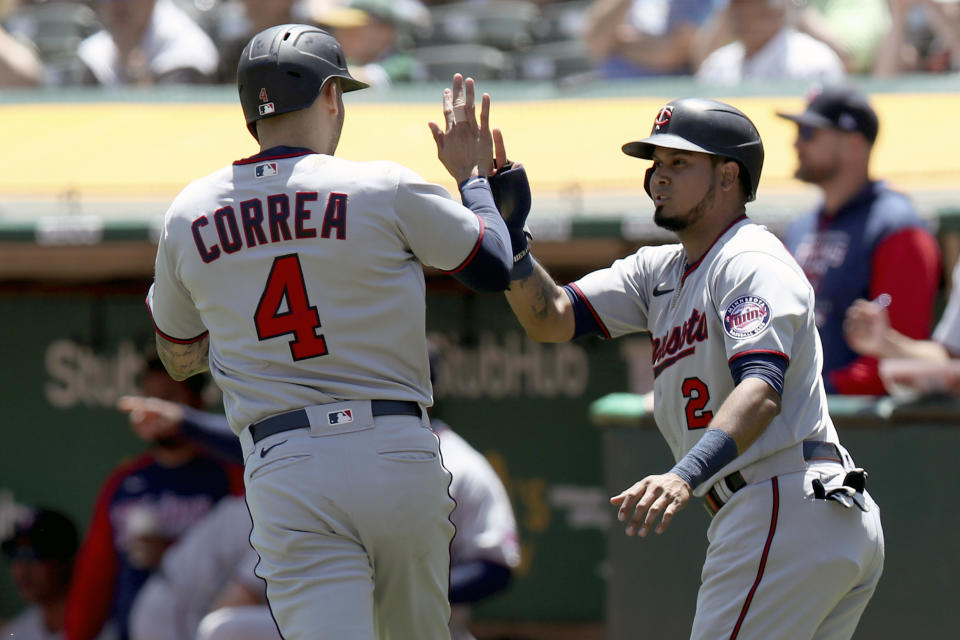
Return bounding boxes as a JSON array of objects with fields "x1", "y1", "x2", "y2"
[
  {"x1": 63, "y1": 356, "x2": 243, "y2": 640},
  {"x1": 119, "y1": 345, "x2": 520, "y2": 640},
  {"x1": 1, "y1": 507, "x2": 80, "y2": 640},
  {"x1": 778, "y1": 83, "x2": 941, "y2": 395}
]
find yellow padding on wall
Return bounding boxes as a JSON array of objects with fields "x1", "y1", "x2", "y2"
[{"x1": 1, "y1": 93, "x2": 957, "y2": 199}]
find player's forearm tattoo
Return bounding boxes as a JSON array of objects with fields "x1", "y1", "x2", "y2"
[
  {"x1": 531, "y1": 277, "x2": 554, "y2": 321},
  {"x1": 514, "y1": 267, "x2": 556, "y2": 321},
  {"x1": 155, "y1": 335, "x2": 210, "y2": 381}
]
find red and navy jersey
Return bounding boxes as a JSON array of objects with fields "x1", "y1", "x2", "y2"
[
  {"x1": 65, "y1": 452, "x2": 243, "y2": 640},
  {"x1": 784, "y1": 180, "x2": 941, "y2": 394}
]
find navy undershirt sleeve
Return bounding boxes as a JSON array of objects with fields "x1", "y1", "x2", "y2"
[
  {"x1": 448, "y1": 559, "x2": 513, "y2": 604},
  {"x1": 729, "y1": 353, "x2": 788, "y2": 396},
  {"x1": 180, "y1": 407, "x2": 243, "y2": 464},
  {"x1": 562, "y1": 284, "x2": 604, "y2": 339},
  {"x1": 449, "y1": 176, "x2": 512, "y2": 292}
]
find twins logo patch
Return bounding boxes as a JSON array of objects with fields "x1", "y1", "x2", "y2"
[
  {"x1": 654, "y1": 105, "x2": 673, "y2": 129},
  {"x1": 255, "y1": 162, "x2": 278, "y2": 178},
  {"x1": 328, "y1": 409, "x2": 353, "y2": 425},
  {"x1": 723, "y1": 295, "x2": 771, "y2": 339}
]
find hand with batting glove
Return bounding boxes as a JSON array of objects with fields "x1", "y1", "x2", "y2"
[{"x1": 487, "y1": 130, "x2": 534, "y2": 280}]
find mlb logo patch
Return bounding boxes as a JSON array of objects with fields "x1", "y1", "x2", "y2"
[
  {"x1": 255, "y1": 163, "x2": 278, "y2": 178},
  {"x1": 328, "y1": 409, "x2": 354, "y2": 425},
  {"x1": 723, "y1": 295, "x2": 771, "y2": 339},
  {"x1": 258, "y1": 102, "x2": 275, "y2": 116}
]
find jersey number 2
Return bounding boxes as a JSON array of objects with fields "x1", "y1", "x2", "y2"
[
  {"x1": 255, "y1": 254, "x2": 328, "y2": 361},
  {"x1": 682, "y1": 377, "x2": 713, "y2": 430}
]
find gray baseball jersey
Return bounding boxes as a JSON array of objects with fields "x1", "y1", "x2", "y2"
[
  {"x1": 129, "y1": 496, "x2": 259, "y2": 640},
  {"x1": 572, "y1": 217, "x2": 839, "y2": 495},
  {"x1": 435, "y1": 423, "x2": 521, "y2": 570},
  {"x1": 148, "y1": 149, "x2": 482, "y2": 433}
]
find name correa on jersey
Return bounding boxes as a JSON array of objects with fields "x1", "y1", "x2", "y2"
[
  {"x1": 651, "y1": 307, "x2": 709, "y2": 377},
  {"x1": 191, "y1": 191, "x2": 348, "y2": 263},
  {"x1": 723, "y1": 295, "x2": 771, "y2": 339}
]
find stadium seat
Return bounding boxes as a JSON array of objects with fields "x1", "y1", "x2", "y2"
[
  {"x1": 42, "y1": 52, "x2": 92, "y2": 86},
  {"x1": 515, "y1": 39, "x2": 593, "y2": 82},
  {"x1": 422, "y1": 1, "x2": 541, "y2": 51},
  {"x1": 532, "y1": 0, "x2": 592, "y2": 43},
  {"x1": 409, "y1": 43, "x2": 515, "y2": 82},
  {"x1": 4, "y1": 2, "x2": 100, "y2": 63}
]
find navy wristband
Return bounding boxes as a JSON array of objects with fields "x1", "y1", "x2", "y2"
[
  {"x1": 669, "y1": 429, "x2": 738, "y2": 491},
  {"x1": 511, "y1": 252, "x2": 535, "y2": 280}
]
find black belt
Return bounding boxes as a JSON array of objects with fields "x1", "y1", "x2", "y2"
[
  {"x1": 249, "y1": 400, "x2": 422, "y2": 445},
  {"x1": 704, "y1": 441, "x2": 843, "y2": 517}
]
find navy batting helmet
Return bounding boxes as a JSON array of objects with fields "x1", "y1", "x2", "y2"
[
  {"x1": 622, "y1": 98, "x2": 764, "y2": 202},
  {"x1": 237, "y1": 24, "x2": 369, "y2": 140}
]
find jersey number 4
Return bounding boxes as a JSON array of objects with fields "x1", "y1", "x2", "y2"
[
  {"x1": 255, "y1": 254, "x2": 328, "y2": 360},
  {"x1": 682, "y1": 377, "x2": 713, "y2": 430}
]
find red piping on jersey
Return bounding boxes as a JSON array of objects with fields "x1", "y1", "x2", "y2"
[
  {"x1": 728, "y1": 350, "x2": 789, "y2": 366},
  {"x1": 653, "y1": 346, "x2": 696, "y2": 378},
  {"x1": 729, "y1": 477, "x2": 780, "y2": 640},
  {"x1": 145, "y1": 297, "x2": 209, "y2": 344},
  {"x1": 682, "y1": 215, "x2": 748, "y2": 286},
  {"x1": 233, "y1": 150, "x2": 314, "y2": 165},
  {"x1": 568, "y1": 283, "x2": 611, "y2": 339},
  {"x1": 441, "y1": 216, "x2": 486, "y2": 274}
]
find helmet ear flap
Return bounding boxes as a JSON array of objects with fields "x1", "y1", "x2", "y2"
[{"x1": 644, "y1": 166, "x2": 655, "y2": 199}]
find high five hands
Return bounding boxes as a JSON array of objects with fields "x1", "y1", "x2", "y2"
[{"x1": 429, "y1": 73, "x2": 510, "y2": 184}]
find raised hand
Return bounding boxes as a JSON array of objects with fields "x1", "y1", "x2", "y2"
[{"x1": 429, "y1": 74, "x2": 489, "y2": 183}]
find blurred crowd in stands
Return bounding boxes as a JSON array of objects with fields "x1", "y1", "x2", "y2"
[{"x1": 1, "y1": 0, "x2": 959, "y2": 89}]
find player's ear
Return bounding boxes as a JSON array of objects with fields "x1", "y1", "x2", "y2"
[
  {"x1": 322, "y1": 79, "x2": 342, "y2": 115},
  {"x1": 719, "y1": 161, "x2": 739, "y2": 192}
]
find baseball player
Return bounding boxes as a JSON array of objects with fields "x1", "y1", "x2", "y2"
[
  {"x1": 127, "y1": 421, "x2": 521, "y2": 640},
  {"x1": 145, "y1": 23, "x2": 514, "y2": 640},
  {"x1": 128, "y1": 496, "x2": 263, "y2": 640},
  {"x1": 492, "y1": 99, "x2": 885, "y2": 639},
  {"x1": 435, "y1": 420, "x2": 521, "y2": 640},
  {"x1": 843, "y1": 252, "x2": 960, "y2": 394},
  {"x1": 123, "y1": 348, "x2": 520, "y2": 640}
]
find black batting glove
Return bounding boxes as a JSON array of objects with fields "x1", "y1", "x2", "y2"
[{"x1": 489, "y1": 162, "x2": 533, "y2": 279}]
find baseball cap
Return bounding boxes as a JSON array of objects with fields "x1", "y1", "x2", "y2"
[
  {"x1": 776, "y1": 85, "x2": 879, "y2": 143},
  {"x1": 1, "y1": 508, "x2": 79, "y2": 562}
]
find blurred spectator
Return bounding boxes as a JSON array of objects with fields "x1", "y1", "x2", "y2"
[
  {"x1": 76, "y1": 0, "x2": 219, "y2": 86},
  {"x1": 778, "y1": 84, "x2": 941, "y2": 395},
  {"x1": 795, "y1": 0, "x2": 891, "y2": 73},
  {"x1": 1, "y1": 508, "x2": 79, "y2": 640},
  {"x1": 874, "y1": 0, "x2": 960, "y2": 74},
  {"x1": 0, "y1": 0, "x2": 42, "y2": 86},
  {"x1": 64, "y1": 356, "x2": 243, "y2": 640},
  {"x1": 695, "y1": 0, "x2": 845, "y2": 84},
  {"x1": 312, "y1": 0, "x2": 430, "y2": 87},
  {"x1": 211, "y1": 0, "x2": 302, "y2": 83},
  {"x1": 581, "y1": 0, "x2": 717, "y2": 78}
]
